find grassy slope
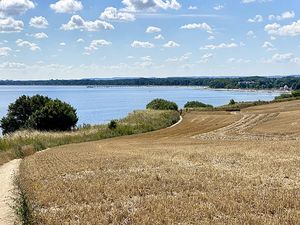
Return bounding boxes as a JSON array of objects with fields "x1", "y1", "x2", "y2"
[
  {"x1": 19, "y1": 100, "x2": 300, "y2": 224},
  {"x1": 0, "y1": 110, "x2": 180, "y2": 166}
]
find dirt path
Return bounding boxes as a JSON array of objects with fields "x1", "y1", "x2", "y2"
[{"x1": 0, "y1": 159, "x2": 21, "y2": 225}]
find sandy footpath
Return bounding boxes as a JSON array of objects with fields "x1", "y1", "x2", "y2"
[{"x1": 0, "y1": 159, "x2": 21, "y2": 225}]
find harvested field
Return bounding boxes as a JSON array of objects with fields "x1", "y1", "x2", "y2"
[{"x1": 20, "y1": 100, "x2": 300, "y2": 224}]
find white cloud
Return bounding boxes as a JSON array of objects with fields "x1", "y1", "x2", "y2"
[
  {"x1": 247, "y1": 30, "x2": 256, "y2": 38},
  {"x1": 264, "y1": 20, "x2": 300, "y2": 36},
  {"x1": 29, "y1": 16, "x2": 48, "y2": 29},
  {"x1": 0, "y1": 17, "x2": 24, "y2": 33},
  {"x1": 242, "y1": 0, "x2": 272, "y2": 3},
  {"x1": 100, "y1": 7, "x2": 135, "y2": 22},
  {"x1": 146, "y1": 26, "x2": 161, "y2": 33},
  {"x1": 208, "y1": 35, "x2": 215, "y2": 40},
  {"x1": 200, "y1": 42, "x2": 238, "y2": 50},
  {"x1": 248, "y1": 15, "x2": 263, "y2": 23},
  {"x1": 272, "y1": 53, "x2": 294, "y2": 62},
  {"x1": 122, "y1": 0, "x2": 181, "y2": 12},
  {"x1": 291, "y1": 57, "x2": 300, "y2": 65},
  {"x1": 180, "y1": 23, "x2": 212, "y2": 33},
  {"x1": 33, "y1": 32, "x2": 48, "y2": 39},
  {"x1": 198, "y1": 53, "x2": 213, "y2": 63},
  {"x1": 61, "y1": 15, "x2": 114, "y2": 31},
  {"x1": 0, "y1": 0, "x2": 35, "y2": 17},
  {"x1": 76, "y1": 38, "x2": 84, "y2": 43},
  {"x1": 0, "y1": 47, "x2": 12, "y2": 56},
  {"x1": 213, "y1": 5, "x2": 224, "y2": 11},
  {"x1": 60, "y1": 42, "x2": 66, "y2": 46},
  {"x1": 227, "y1": 58, "x2": 250, "y2": 63},
  {"x1": 84, "y1": 39, "x2": 112, "y2": 54},
  {"x1": 262, "y1": 41, "x2": 273, "y2": 48},
  {"x1": 154, "y1": 34, "x2": 164, "y2": 40},
  {"x1": 163, "y1": 40, "x2": 180, "y2": 48},
  {"x1": 0, "y1": 61, "x2": 27, "y2": 69},
  {"x1": 50, "y1": 0, "x2": 83, "y2": 14},
  {"x1": 16, "y1": 39, "x2": 40, "y2": 51},
  {"x1": 269, "y1": 11, "x2": 295, "y2": 21},
  {"x1": 166, "y1": 52, "x2": 191, "y2": 62},
  {"x1": 131, "y1": 41, "x2": 155, "y2": 48},
  {"x1": 188, "y1": 6, "x2": 197, "y2": 10}
]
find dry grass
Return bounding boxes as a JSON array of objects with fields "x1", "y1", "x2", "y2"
[
  {"x1": 19, "y1": 100, "x2": 300, "y2": 224},
  {"x1": 0, "y1": 110, "x2": 179, "y2": 166}
]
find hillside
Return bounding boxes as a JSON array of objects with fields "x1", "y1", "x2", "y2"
[{"x1": 19, "y1": 100, "x2": 300, "y2": 224}]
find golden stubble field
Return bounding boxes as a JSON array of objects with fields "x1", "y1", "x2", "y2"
[{"x1": 20, "y1": 100, "x2": 300, "y2": 225}]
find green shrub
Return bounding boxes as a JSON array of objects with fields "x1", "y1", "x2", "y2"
[
  {"x1": 292, "y1": 90, "x2": 300, "y2": 97},
  {"x1": 184, "y1": 101, "x2": 213, "y2": 108},
  {"x1": 229, "y1": 99, "x2": 236, "y2": 105},
  {"x1": 108, "y1": 120, "x2": 117, "y2": 130},
  {"x1": 275, "y1": 93, "x2": 293, "y2": 100},
  {"x1": 146, "y1": 99, "x2": 178, "y2": 111},
  {"x1": 0, "y1": 95, "x2": 78, "y2": 134}
]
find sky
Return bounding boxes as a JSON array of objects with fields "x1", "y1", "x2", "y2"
[{"x1": 0, "y1": 0, "x2": 299, "y2": 80}]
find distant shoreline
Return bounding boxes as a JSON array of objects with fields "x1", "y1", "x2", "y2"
[{"x1": 0, "y1": 84, "x2": 287, "y2": 93}]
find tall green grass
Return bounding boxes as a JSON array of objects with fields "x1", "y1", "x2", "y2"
[{"x1": 0, "y1": 110, "x2": 180, "y2": 165}]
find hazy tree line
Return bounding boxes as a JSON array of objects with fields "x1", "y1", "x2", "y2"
[{"x1": 1, "y1": 76, "x2": 300, "y2": 90}]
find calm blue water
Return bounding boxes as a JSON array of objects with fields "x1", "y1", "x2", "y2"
[{"x1": 0, "y1": 86, "x2": 280, "y2": 125}]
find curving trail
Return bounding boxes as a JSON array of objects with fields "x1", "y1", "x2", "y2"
[{"x1": 0, "y1": 159, "x2": 21, "y2": 225}]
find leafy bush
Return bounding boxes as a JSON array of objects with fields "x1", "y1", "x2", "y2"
[
  {"x1": 146, "y1": 99, "x2": 178, "y2": 111},
  {"x1": 184, "y1": 101, "x2": 213, "y2": 108},
  {"x1": 0, "y1": 95, "x2": 78, "y2": 134},
  {"x1": 275, "y1": 93, "x2": 293, "y2": 100},
  {"x1": 108, "y1": 120, "x2": 117, "y2": 130},
  {"x1": 229, "y1": 99, "x2": 236, "y2": 105},
  {"x1": 292, "y1": 90, "x2": 300, "y2": 97}
]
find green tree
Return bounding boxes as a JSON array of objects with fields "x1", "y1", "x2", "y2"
[
  {"x1": 184, "y1": 101, "x2": 213, "y2": 108},
  {"x1": 0, "y1": 95, "x2": 78, "y2": 134},
  {"x1": 27, "y1": 100, "x2": 78, "y2": 131},
  {"x1": 146, "y1": 99, "x2": 178, "y2": 111}
]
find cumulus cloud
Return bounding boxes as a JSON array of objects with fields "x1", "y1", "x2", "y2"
[
  {"x1": 198, "y1": 53, "x2": 213, "y2": 63},
  {"x1": 100, "y1": 7, "x2": 135, "y2": 22},
  {"x1": 154, "y1": 34, "x2": 164, "y2": 40},
  {"x1": 0, "y1": 0, "x2": 35, "y2": 17},
  {"x1": 33, "y1": 32, "x2": 48, "y2": 39},
  {"x1": 272, "y1": 53, "x2": 294, "y2": 62},
  {"x1": 248, "y1": 15, "x2": 263, "y2": 23},
  {"x1": 269, "y1": 11, "x2": 295, "y2": 21},
  {"x1": 242, "y1": 0, "x2": 272, "y2": 3},
  {"x1": 61, "y1": 15, "x2": 114, "y2": 31},
  {"x1": 77, "y1": 38, "x2": 84, "y2": 43},
  {"x1": 131, "y1": 41, "x2": 155, "y2": 48},
  {"x1": 146, "y1": 26, "x2": 161, "y2": 33},
  {"x1": 264, "y1": 20, "x2": 300, "y2": 36},
  {"x1": 16, "y1": 39, "x2": 40, "y2": 51},
  {"x1": 163, "y1": 40, "x2": 180, "y2": 48},
  {"x1": 213, "y1": 5, "x2": 224, "y2": 11},
  {"x1": 166, "y1": 52, "x2": 191, "y2": 62},
  {"x1": 122, "y1": 0, "x2": 181, "y2": 12},
  {"x1": 188, "y1": 6, "x2": 197, "y2": 10},
  {"x1": 180, "y1": 23, "x2": 212, "y2": 33},
  {"x1": 50, "y1": 0, "x2": 83, "y2": 14},
  {"x1": 84, "y1": 39, "x2": 112, "y2": 54},
  {"x1": 29, "y1": 16, "x2": 48, "y2": 29},
  {"x1": 0, "y1": 61, "x2": 27, "y2": 69},
  {"x1": 0, "y1": 17, "x2": 24, "y2": 33},
  {"x1": 200, "y1": 42, "x2": 238, "y2": 50},
  {"x1": 0, "y1": 47, "x2": 12, "y2": 56}
]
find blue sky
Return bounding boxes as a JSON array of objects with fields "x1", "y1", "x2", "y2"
[{"x1": 0, "y1": 0, "x2": 299, "y2": 79}]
